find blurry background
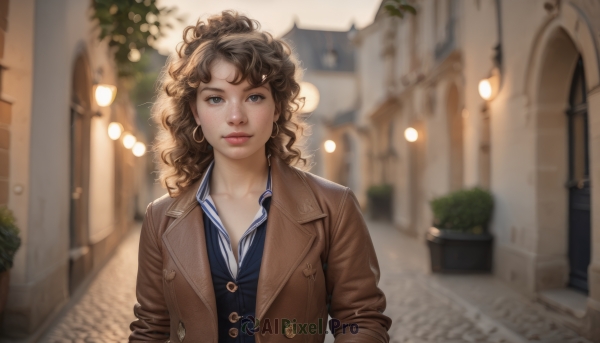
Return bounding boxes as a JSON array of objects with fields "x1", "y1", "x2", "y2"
[{"x1": 0, "y1": 0, "x2": 599, "y2": 342}]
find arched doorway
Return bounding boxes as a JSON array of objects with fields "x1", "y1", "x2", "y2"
[
  {"x1": 530, "y1": 26, "x2": 589, "y2": 293},
  {"x1": 566, "y1": 56, "x2": 590, "y2": 294},
  {"x1": 69, "y1": 52, "x2": 93, "y2": 294}
]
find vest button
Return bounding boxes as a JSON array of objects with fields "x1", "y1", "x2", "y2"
[
  {"x1": 228, "y1": 312, "x2": 240, "y2": 323},
  {"x1": 284, "y1": 325, "x2": 296, "y2": 339},
  {"x1": 226, "y1": 281, "x2": 238, "y2": 292},
  {"x1": 229, "y1": 327, "x2": 239, "y2": 338}
]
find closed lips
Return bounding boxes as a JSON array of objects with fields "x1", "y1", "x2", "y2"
[{"x1": 225, "y1": 133, "x2": 251, "y2": 137}]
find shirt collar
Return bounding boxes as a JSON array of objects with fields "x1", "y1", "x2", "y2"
[{"x1": 196, "y1": 155, "x2": 273, "y2": 205}]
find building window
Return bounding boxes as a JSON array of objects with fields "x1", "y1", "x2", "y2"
[{"x1": 322, "y1": 49, "x2": 338, "y2": 69}]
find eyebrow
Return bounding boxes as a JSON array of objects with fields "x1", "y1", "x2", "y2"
[
  {"x1": 198, "y1": 87, "x2": 224, "y2": 94},
  {"x1": 246, "y1": 84, "x2": 270, "y2": 92},
  {"x1": 198, "y1": 84, "x2": 270, "y2": 94}
]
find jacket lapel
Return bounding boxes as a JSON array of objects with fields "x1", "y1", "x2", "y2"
[
  {"x1": 159, "y1": 154, "x2": 328, "y2": 328},
  {"x1": 255, "y1": 156, "x2": 327, "y2": 321},
  {"x1": 161, "y1": 177, "x2": 219, "y2": 334}
]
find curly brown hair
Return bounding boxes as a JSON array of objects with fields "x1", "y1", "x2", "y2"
[{"x1": 152, "y1": 10, "x2": 309, "y2": 197}]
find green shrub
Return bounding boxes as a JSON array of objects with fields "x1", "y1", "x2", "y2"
[
  {"x1": 429, "y1": 187, "x2": 493, "y2": 234},
  {"x1": 367, "y1": 184, "x2": 393, "y2": 197},
  {"x1": 0, "y1": 207, "x2": 21, "y2": 273}
]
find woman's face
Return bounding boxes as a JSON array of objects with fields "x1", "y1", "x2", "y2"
[{"x1": 189, "y1": 59, "x2": 279, "y2": 161}]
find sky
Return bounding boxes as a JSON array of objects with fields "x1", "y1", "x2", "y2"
[{"x1": 154, "y1": 0, "x2": 382, "y2": 55}]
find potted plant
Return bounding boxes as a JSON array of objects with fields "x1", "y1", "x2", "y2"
[
  {"x1": 426, "y1": 187, "x2": 494, "y2": 273},
  {"x1": 367, "y1": 184, "x2": 393, "y2": 221},
  {"x1": 0, "y1": 207, "x2": 21, "y2": 315}
]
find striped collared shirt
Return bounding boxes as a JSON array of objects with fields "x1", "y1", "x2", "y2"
[{"x1": 196, "y1": 158, "x2": 273, "y2": 280}]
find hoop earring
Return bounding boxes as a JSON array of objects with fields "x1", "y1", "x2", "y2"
[
  {"x1": 270, "y1": 122, "x2": 279, "y2": 138},
  {"x1": 192, "y1": 125, "x2": 205, "y2": 143}
]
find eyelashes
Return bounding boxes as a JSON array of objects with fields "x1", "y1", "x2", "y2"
[
  {"x1": 204, "y1": 94, "x2": 266, "y2": 104},
  {"x1": 206, "y1": 96, "x2": 223, "y2": 104},
  {"x1": 248, "y1": 94, "x2": 266, "y2": 102}
]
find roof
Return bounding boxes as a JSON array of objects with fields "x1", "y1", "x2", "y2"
[
  {"x1": 330, "y1": 109, "x2": 357, "y2": 127},
  {"x1": 281, "y1": 24, "x2": 356, "y2": 72}
]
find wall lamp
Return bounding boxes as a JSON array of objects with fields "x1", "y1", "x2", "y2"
[
  {"x1": 132, "y1": 142, "x2": 147, "y2": 157},
  {"x1": 108, "y1": 122, "x2": 124, "y2": 140},
  {"x1": 299, "y1": 82, "x2": 320, "y2": 113},
  {"x1": 122, "y1": 132, "x2": 137, "y2": 149},
  {"x1": 404, "y1": 127, "x2": 418, "y2": 142},
  {"x1": 324, "y1": 140, "x2": 336, "y2": 153},
  {"x1": 94, "y1": 84, "x2": 117, "y2": 107},
  {"x1": 478, "y1": 67, "x2": 500, "y2": 101}
]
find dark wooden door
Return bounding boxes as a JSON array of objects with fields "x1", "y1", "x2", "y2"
[
  {"x1": 566, "y1": 57, "x2": 590, "y2": 294},
  {"x1": 69, "y1": 55, "x2": 93, "y2": 294}
]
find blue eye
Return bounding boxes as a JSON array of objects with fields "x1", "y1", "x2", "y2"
[
  {"x1": 248, "y1": 94, "x2": 264, "y2": 102},
  {"x1": 208, "y1": 97, "x2": 223, "y2": 104}
]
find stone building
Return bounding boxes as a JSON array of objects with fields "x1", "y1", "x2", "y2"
[
  {"x1": 339, "y1": 0, "x2": 600, "y2": 340},
  {"x1": 0, "y1": 0, "x2": 150, "y2": 339},
  {"x1": 281, "y1": 23, "x2": 362, "y2": 196}
]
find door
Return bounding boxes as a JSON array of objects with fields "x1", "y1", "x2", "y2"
[
  {"x1": 69, "y1": 54, "x2": 93, "y2": 294},
  {"x1": 566, "y1": 57, "x2": 590, "y2": 294}
]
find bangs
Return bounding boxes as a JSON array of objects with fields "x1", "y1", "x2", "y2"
[{"x1": 184, "y1": 32, "x2": 282, "y2": 92}]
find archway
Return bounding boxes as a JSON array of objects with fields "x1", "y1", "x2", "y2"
[
  {"x1": 69, "y1": 52, "x2": 93, "y2": 294},
  {"x1": 532, "y1": 27, "x2": 585, "y2": 292}
]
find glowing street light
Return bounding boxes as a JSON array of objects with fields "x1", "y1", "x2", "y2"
[
  {"x1": 404, "y1": 127, "x2": 418, "y2": 142},
  {"x1": 478, "y1": 68, "x2": 500, "y2": 101},
  {"x1": 298, "y1": 81, "x2": 320, "y2": 113},
  {"x1": 478, "y1": 79, "x2": 492, "y2": 100},
  {"x1": 107, "y1": 122, "x2": 124, "y2": 140},
  {"x1": 132, "y1": 142, "x2": 147, "y2": 157},
  {"x1": 94, "y1": 84, "x2": 117, "y2": 107},
  {"x1": 324, "y1": 140, "x2": 336, "y2": 153},
  {"x1": 122, "y1": 132, "x2": 136, "y2": 149}
]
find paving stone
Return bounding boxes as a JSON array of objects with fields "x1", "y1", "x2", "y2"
[
  {"x1": 39, "y1": 219, "x2": 592, "y2": 343},
  {"x1": 39, "y1": 225, "x2": 141, "y2": 343}
]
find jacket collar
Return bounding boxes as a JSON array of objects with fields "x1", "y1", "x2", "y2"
[
  {"x1": 161, "y1": 154, "x2": 328, "y2": 335},
  {"x1": 165, "y1": 153, "x2": 326, "y2": 224}
]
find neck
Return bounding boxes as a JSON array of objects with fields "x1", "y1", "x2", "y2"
[{"x1": 210, "y1": 148, "x2": 270, "y2": 198}]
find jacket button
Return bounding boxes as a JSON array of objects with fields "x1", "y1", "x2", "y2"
[
  {"x1": 163, "y1": 269, "x2": 176, "y2": 281},
  {"x1": 226, "y1": 281, "x2": 238, "y2": 292},
  {"x1": 228, "y1": 312, "x2": 240, "y2": 323},
  {"x1": 229, "y1": 327, "x2": 239, "y2": 338},
  {"x1": 177, "y1": 321, "x2": 186, "y2": 341},
  {"x1": 284, "y1": 325, "x2": 296, "y2": 339}
]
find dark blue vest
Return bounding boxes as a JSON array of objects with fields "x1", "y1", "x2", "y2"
[{"x1": 202, "y1": 197, "x2": 271, "y2": 343}]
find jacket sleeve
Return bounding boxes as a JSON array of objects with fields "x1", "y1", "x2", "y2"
[
  {"x1": 325, "y1": 188, "x2": 392, "y2": 343},
  {"x1": 129, "y1": 202, "x2": 171, "y2": 342}
]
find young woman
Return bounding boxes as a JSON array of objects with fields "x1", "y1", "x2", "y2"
[{"x1": 129, "y1": 10, "x2": 392, "y2": 343}]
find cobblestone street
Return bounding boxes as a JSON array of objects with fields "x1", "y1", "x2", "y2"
[
  {"x1": 40, "y1": 224, "x2": 141, "y2": 343},
  {"x1": 39, "y1": 220, "x2": 592, "y2": 343}
]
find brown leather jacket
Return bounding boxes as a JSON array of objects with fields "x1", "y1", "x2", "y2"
[{"x1": 129, "y1": 155, "x2": 392, "y2": 342}]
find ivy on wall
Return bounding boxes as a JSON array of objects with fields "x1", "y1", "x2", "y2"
[
  {"x1": 384, "y1": 0, "x2": 417, "y2": 18},
  {"x1": 91, "y1": 0, "x2": 182, "y2": 78}
]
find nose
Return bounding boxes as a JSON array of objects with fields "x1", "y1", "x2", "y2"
[{"x1": 226, "y1": 100, "x2": 247, "y2": 126}]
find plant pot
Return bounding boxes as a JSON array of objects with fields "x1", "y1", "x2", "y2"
[
  {"x1": 0, "y1": 270, "x2": 9, "y2": 315},
  {"x1": 368, "y1": 193, "x2": 393, "y2": 221},
  {"x1": 426, "y1": 227, "x2": 493, "y2": 273}
]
